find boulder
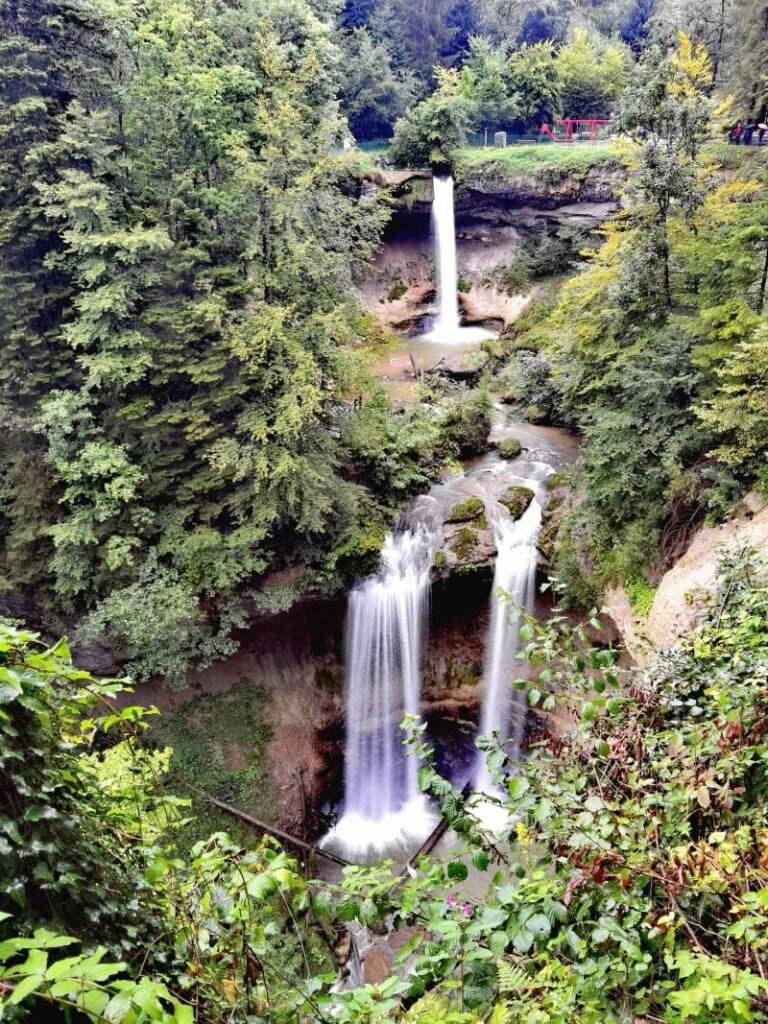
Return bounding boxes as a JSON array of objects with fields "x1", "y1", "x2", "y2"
[
  {"x1": 446, "y1": 496, "x2": 485, "y2": 523},
  {"x1": 500, "y1": 485, "x2": 535, "y2": 519},
  {"x1": 363, "y1": 947, "x2": 392, "y2": 985},
  {"x1": 496, "y1": 437, "x2": 522, "y2": 460},
  {"x1": 439, "y1": 348, "x2": 489, "y2": 381}
]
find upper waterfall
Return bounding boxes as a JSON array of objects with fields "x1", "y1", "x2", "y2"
[
  {"x1": 431, "y1": 175, "x2": 461, "y2": 339},
  {"x1": 424, "y1": 174, "x2": 494, "y2": 345}
]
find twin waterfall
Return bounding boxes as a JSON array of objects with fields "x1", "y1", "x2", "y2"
[
  {"x1": 325, "y1": 176, "x2": 546, "y2": 860},
  {"x1": 475, "y1": 484, "x2": 547, "y2": 795},
  {"x1": 323, "y1": 530, "x2": 437, "y2": 860}
]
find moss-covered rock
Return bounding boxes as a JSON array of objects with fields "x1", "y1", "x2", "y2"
[
  {"x1": 497, "y1": 437, "x2": 522, "y2": 460},
  {"x1": 524, "y1": 403, "x2": 549, "y2": 425},
  {"x1": 441, "y1": 348, "x2": 490, "y2": 380},
  {"x1": 446, "y1": 496, "x2": 485, "y2": 523},
  {"x1": 433, "y1": 549, "x2": 447, "y2": 569},
  {"x1": 500, "y1": 485, "x2": 535, "y2": 519},
  {"x1": 449, "y1": 527, "x2": 479, "y2": 561}
]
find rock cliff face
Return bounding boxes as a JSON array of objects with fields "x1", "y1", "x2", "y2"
[
  {"x1": 358, "y1": 165, "x2": 621, "y2": 331},
  {"x1": 606, "y1": 494, "x2": 768, "y2": 662}
]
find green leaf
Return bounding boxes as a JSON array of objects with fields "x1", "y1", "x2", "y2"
[
  {"x1": 8, "y1": 974, "x2": 43, "y2": 1004},
  {"x1": 447, "y1": 861, "x2": 468, "y2": 882}
]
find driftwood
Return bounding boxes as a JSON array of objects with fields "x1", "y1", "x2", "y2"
[
  {"x1": 425, "y1": 357, "x2": 445, "y2": 374},
  {"x1": 404, "y1": 781, "x2": 473, "y2": 871},
  {"x1": 182, "y1": 782, "x2": 350, "y2": 868}
]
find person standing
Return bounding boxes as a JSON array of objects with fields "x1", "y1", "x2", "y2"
[{"x1": 759, "y1": 123, "x2": 768, "y2": 146}]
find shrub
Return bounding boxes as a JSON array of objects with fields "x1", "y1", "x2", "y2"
[{"x1": 439, "y1": 387, "x2": 493, "y2": 457}]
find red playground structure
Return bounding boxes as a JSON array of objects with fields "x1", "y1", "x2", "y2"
[{"x1": 540, "y1": 118, "x2": 611, "y2": 146}]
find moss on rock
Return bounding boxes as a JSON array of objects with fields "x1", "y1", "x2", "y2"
[
  {"x1": 524, "y1": 404, "x2": 549, "y2": 425},
  {"x1": 500, "y1": 485, "x2": 535, "y2": 519},
  {"x1": 497, "y1": 437, "x2": 522, "y2": 460},
  {"x1": 450, "y1": 526, "x2": 479, "y2": 561},
  {"x1": 446, "y1": 496, "x2": 485, "y2": 523},
  {"x1": 433, "y1": 549, "x2": 447, "y2": 569}
]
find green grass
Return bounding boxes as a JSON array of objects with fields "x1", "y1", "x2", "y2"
[
  {"x1": 704, "y1": 141, "x2": 768, "y2": 174},
  {"x1": 454, "y1": 142, "x2": 619, "y2": 178},
  {"x1": 151, "y1": 678, "x2": 278, "y2": 851}
]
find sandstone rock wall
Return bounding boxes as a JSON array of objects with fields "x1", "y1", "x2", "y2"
[{"x1": 607, "y1": 494, "x2": 768, "y2": 661}]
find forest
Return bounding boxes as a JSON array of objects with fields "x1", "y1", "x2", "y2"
[{"x1": 2, "y1": 0, "x2": 768, "y2": 1021}]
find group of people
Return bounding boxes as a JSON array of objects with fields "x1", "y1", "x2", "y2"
[{"x1": 729, "y1": 122, "x2": 768, "y2": 146}]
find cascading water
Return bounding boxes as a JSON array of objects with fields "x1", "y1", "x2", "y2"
[
  {"x1": 475, "y1": 466, "x2": 552, "y2": 803},
  {"x1": 425, "y1": 175, "x2": 493, "y2": 345},
  {"x1": 431, "y1": 175, "x2": 461, "y2": 340},
  {"x1": 322, "y1": 528, "x2": 437, "y2": 862}
]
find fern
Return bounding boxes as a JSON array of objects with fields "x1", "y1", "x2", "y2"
[{"x1": 496, "y1": 959, "x2": 528, "y2": 993}]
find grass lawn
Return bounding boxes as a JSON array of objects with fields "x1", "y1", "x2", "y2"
[{"x1": 454, "y1": 141, "x2": 619, "y2": 177}]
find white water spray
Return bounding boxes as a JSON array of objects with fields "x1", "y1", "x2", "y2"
[
  {"x1": 475, "y1": 466, "x2": 552, "y2": 820},
  {"x1": 425, "y1": 175, "x2": 494, "y2": 345},
  {"x1": 322, "y1": 528, "x2": 437, "y2": 861},
  {"x1": 431, "y1": 175, "x2": 461, "y2": 339}
]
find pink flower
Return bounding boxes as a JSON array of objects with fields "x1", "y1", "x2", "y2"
[
  {"x1": 446, "y1": 894, "x2": 457, "y2": 906},
  {"x1": 462, "y1": 904, "x2": 473, "y2": 917}
]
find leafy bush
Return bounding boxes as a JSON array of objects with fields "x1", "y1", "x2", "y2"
[
  {"x1": 390, "y1": 68, "x2": 473, "y2": 168},
  {"x1": 439, "y1": 387, "x2": 493, "y2": 457}
]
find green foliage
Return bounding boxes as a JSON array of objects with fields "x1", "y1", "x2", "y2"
[
  {"x1": 449, "y1": 526, "x2": 480, "y2": 561},
  {"x1": 439, "y1": 387, "x2": 493, "y2": 458},
  {"x1": 390, "y1": 68, "x2": 474, "y2": 168},
  {"x1": 502, "y1": 37, "x2": 768, "y2": 597},
  {"x1": 0, "y1": 0, "x2": 421, "y2": 683},
  {"x1": 387, "y1": 280, "x2": 409, "y2": 301},
  {"x1": 0, "y1": 923, "x2": 191, "y2": 1024},
  {"x1": 462, "y1": 36, "x2": 518, "y2": 126},
  {"x1": 150, "y1": 679, "x2": 277, "y2": 849},
  {"x1": 342, "y1": 389, "x2": 445, "y2": 500},
  {"x1": 555, "y1": 29, "x2": 629, "y2": 118},
  {"x1": 506, "y1": 42, "x2": 562, "y2": 130},
  {"x1": 0, "y1": 621, "x2": 175, "y2": 942},
  {"x1": 5, "y1": 558, "x2": 768, "y2": 1023},
  {"x1": 626, "y1": 574, "x2": 658, "y2": 617},
  {"x1": 338, "y1": 28, "x2": 416, "y2": 140}
]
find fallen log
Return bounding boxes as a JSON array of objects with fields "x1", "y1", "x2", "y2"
[{"x1": 182, "y1": 782, "x2": 350, "y2": 868}]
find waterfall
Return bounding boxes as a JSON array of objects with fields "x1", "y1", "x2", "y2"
[
  {"x1": 322, "y1": 528, "x2": 437, "y2": 861},
  {"x1": 431, "y1": 174, "x2": 461, "y2": 341},
  {"x1": 425, "y1": 174, "x2": 494, "y2": 345},
  {"x1": 475, "y1": 469, "x2": 551, "y2": 800}
]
